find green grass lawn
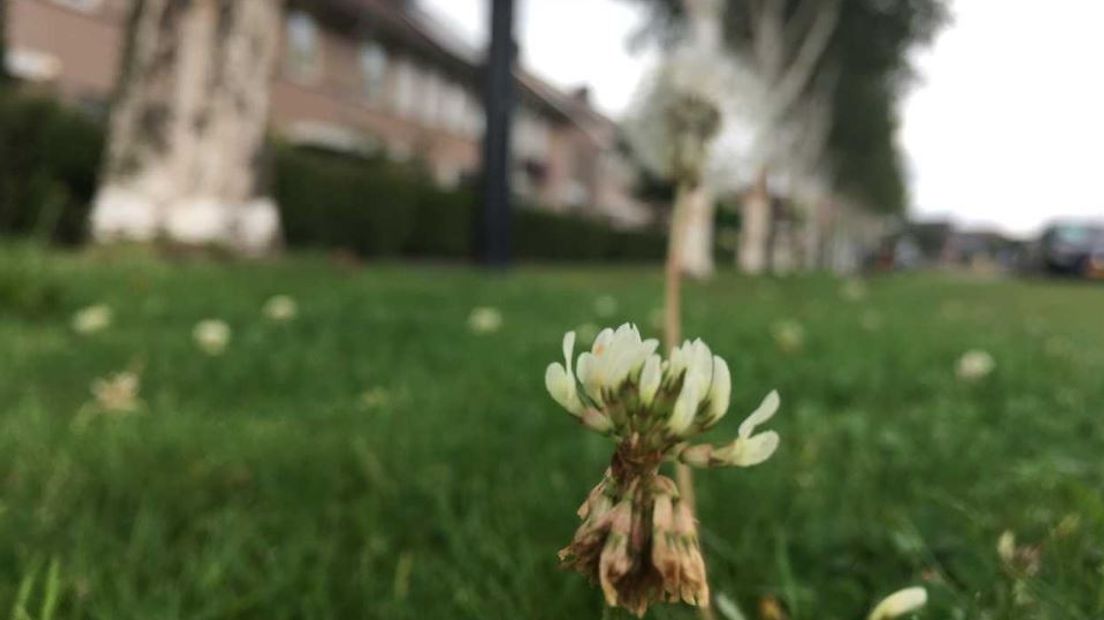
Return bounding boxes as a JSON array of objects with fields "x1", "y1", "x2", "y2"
[{"x1": 2, "y1": 244, "x2": 1103, "y2": 619}]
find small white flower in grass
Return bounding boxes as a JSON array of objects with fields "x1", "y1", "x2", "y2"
[
  {"x1": 714, "y1": 592, "x2": 748, "y2": 620},
  {"x1": 594, "y1": 294, "x2": 619, "y2": 318},
  {"x1": 574, "y1": 322, "x2": 600, "y2": 346},
  {"x1": 997, "y1": 530, "x2": 1016, "y2": 565},
  {"x1": 867, "y1": 587, "x2": 928, "y2": 620},
  {"x1": 772, "y1": 319, "x2": 805, "y2": 353},
  {"x1": 468, "y1": 306, "x2": 503, "y2": 334},
  {"x1": 72, "y1": 304, "x2": 112, "y2": 334},
  {"x1": 91, "y1": 371, "x2": 142, "y2": 413},
  {"x1": 841, "y1": 279, "x2": 868, "y2": 301},
  {"x1": 861, "y1": 310, "x2": 883, "y2": 332},
  {"x1": 547, "y1": 323, "x2": 781, "y2": 616},
  {"x1": 956, "y1": 349, "x2": 994, "y2": 381},
  {"x1": 360, "y1": 387, "x2": 391, "y2": 409},
  {"x1": 263, "y1": 294, "x2": 297, "y2": 322},
  {"x1": 193, "y1": 319, "x2": 231, "y2": 355}
]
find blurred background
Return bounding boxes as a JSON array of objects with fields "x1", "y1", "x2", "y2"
[{"x1": 1, "y1": 0, "x2": 1102, "y2": 618}]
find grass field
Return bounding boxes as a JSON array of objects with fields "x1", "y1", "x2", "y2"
[{"x1": 2, "y1": 244, "x2": 1103, "y2": 619}]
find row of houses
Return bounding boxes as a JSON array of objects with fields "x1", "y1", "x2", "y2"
[{"x1": 5, "y1": 0, "x2": 653, "y2": 228}]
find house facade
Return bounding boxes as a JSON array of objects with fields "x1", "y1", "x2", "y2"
[{"x1": 5, "y1": 0, "x2": 651, "y2": 228}]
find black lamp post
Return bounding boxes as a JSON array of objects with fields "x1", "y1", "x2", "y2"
[{"x1": 478, "y1": 0, "x2": 516, "y2": 266}]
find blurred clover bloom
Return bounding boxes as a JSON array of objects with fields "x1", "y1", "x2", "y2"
[
  {"x1": 575, "y1": 322, "x2": 600, "y2": 347},
  {"x1": 468, "y1": 306, "x2": 503, "y2": 334},
  {"x1": 594, "y1": 294, "x2": 619, "y2": 318},
  {"x1": 193, "y1": 319, "x2": 231, "y2": 355},
  {"x1": 772, "y1": 319, "x2": 805, "y2": 353},
  {"x1": 91, "y1": 370, "x2": 142, "y2": 413},
  {"x1": 867, "y1": 587, "x2": 927, "y2": 620},
  {"x1": 956, "y1": 349, "x2": 995, "y2": 381},
  {"x1": 546, "y1": 323, "x2": 780, "y2": 616},
  {"x1": 263, "y1": 294, "x2": 298, "y2": 322},
  {"x1": 72, "y1": 304, "x2": 113, "y2": 334},
  {"x1": 841, "y1": 279, "x2": 868, "y2": 302}
]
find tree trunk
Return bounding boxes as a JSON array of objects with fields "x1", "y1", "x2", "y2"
[
  {"x1": 91, "y1": 0, "x2": 281, "y2": 255},
  {"x1": 738, "y1": 167, "x2": 771, "y2": 274},
  {"x1": 678, "y1": 182, "x2": 715, "y2": 279}
]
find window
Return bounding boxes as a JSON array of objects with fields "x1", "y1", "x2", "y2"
[
  {"x1": 391, "y1": 59, "x2": 418, "y2": 118},
  {"x1": 285, "y1": 11, "x2": 321, "y2": 81},
  {"x1": 359, "y1": 42, "x2": 388, "y2": 101}
]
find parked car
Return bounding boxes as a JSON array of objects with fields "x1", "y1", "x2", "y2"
[{"x1": 1039, "y1": 222, "x2": 1104, "y2": 276}]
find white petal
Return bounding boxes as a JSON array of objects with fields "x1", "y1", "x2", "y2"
[
  {"x1": 738, "y1": 390, "x2": 780, "y2": 438},
  {"x1": 639, "y1": 354, "x2": 662, "y2": 406},
  {"x1": 667, "y1": 381, "x2": 702, "y2": 437},
  {"x1": 867, "y1": 587, "x2": 928, "y2": 620},
  {"x1": 545, "y1": 363, "x2": 581, "y2": 415},
  {"x1": 705, "y1": 356, "x2": 731, "y2": 426},
  {"x1": 562, "y1": 331, "x2": 576, "y2": 373},
  {"x1": 576, "y1": 352, "x2": 603, "y2": 405},
  {"x1": 592, "y1": 328, "x2": 614, "y2": 355},
  {"x1": 728, "y1": 431, "x2": 779, "y2": 467}
]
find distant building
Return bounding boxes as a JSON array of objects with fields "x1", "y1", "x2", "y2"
[{"x1": 5, "y1": 0, "x2": 652, "y2": 228}]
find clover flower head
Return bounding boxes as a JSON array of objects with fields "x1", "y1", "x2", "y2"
[
  {"x1": 772, "y1": 319, "x2": 805, "y2": 353},
  {"x1": 91, "y1": 370, "x2": 142, "y2": 413},
  {"x1": 956, "y1": 349, "x2": 995, "y2": 381},
  {"x1": 193, "y1": 319, "x2": 231, "y2": 355},
  {"x1": 594, "y1": 295, "x2": 619, "y2": 318},
  {"x1": 841, "y1": 279, "x2": 868, "y2": 302},
  {"x1": 867, "y1": 587, "x2": 927, "y2": 620},
  {"x1": 263, "y1": 294, "x2": 298, "y2": 322},
  {"x1": 546, "y1": 323, "x2": 781, "y2": 616},
  {"x1": 72, "y1": 304, "x2": 113, "y2": 334},
  {"x1": 468, "y1": 306, "x2": 503, "y2": 334}
]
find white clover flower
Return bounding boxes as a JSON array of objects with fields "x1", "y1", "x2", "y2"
[
  {"x1": 193, "y1": 319, "x2": 231, "y2": 355},
  {"x1": 549, "y1": 323, "x2": 782, "y2": 617},
  {"x1": 360, "y1": 387, "x2": 390, "y2": 409},
  {"x1": 772, "y1": 320, "x2": 805, "y2": 353},
  {"x1": 594, "y1": 295, "x2": 619, "y2": 318},
  {"x1": 956, "y1": 349, "x2": 995, "y2": 381},
  {"x1": 867, "y1": 587, "x2": 927, "y2": 620},
  {"x1": 997, "y1": 530, "x2": 1016, "y2": 565},
  {"x1": 861, "y1": 310, "x2": 883, "y2": 332},
  {"x1": 545, "y1": 322, "x2": 780, "y2": 455},
  {"x1": 263, "y1": 294, "x2": 298, "y2": 322},
  {"x1": 468, "y1": 306, "x2": 503, "y2": 334},
  {"x1": 72, "y1": 304, "x2": 112, "y2": 334},
  {"x1": 841, "y1": 279, "x2": 868, "y2": 302},
  {"x1": 574, "y1": 322, "x2": 600, "y2": 346},
  {"x1": 91, "y1": 371, "x2": 141, "y2": 413}
]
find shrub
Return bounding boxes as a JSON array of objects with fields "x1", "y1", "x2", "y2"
[
  {"x1": 273, "y1": 145, "x2": 420, "y2": 257},
  {"x1": 274, "y1": 145, "x2": 667, "y2": 263},
  {"x1": 0, "y1": 93, "x2": 104, "y2": 244}
]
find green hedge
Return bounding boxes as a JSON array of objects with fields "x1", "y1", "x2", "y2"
[
  {"x1": 273, "y1": 146, "x2": 666, "y2": 262},
  {"x1": 0, "y1": 94, "x2": 664, "y2": 261},
  {"x1": 0, "y1": 93, "x2": 104, "y2": 244}
]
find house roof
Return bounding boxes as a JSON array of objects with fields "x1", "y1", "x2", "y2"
[{"x1": 316, "y1": 0, "x2": 614, "y2": 136}]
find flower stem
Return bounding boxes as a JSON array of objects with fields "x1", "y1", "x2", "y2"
[{"x1": 665, "y1": 177, "x2": 716, "y2": 620}]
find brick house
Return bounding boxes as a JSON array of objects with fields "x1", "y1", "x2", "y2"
[{"x1": 5, "y1": 0, "x2": 653, "y2": 228}]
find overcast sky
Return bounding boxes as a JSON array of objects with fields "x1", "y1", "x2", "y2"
[{"x1": 418, "y1": 0, "x2": 1104, "y2": 238}]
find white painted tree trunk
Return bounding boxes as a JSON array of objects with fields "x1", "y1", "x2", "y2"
[
  {"x1": 738, "y1": 168, "x2": 771, "y2": 274},
  {"x1": 678, "y1": 182, "x2": 715, "y2": 279},
  {"x1": 91, "y1": 0, "x2": 281, "y2": 255}
]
